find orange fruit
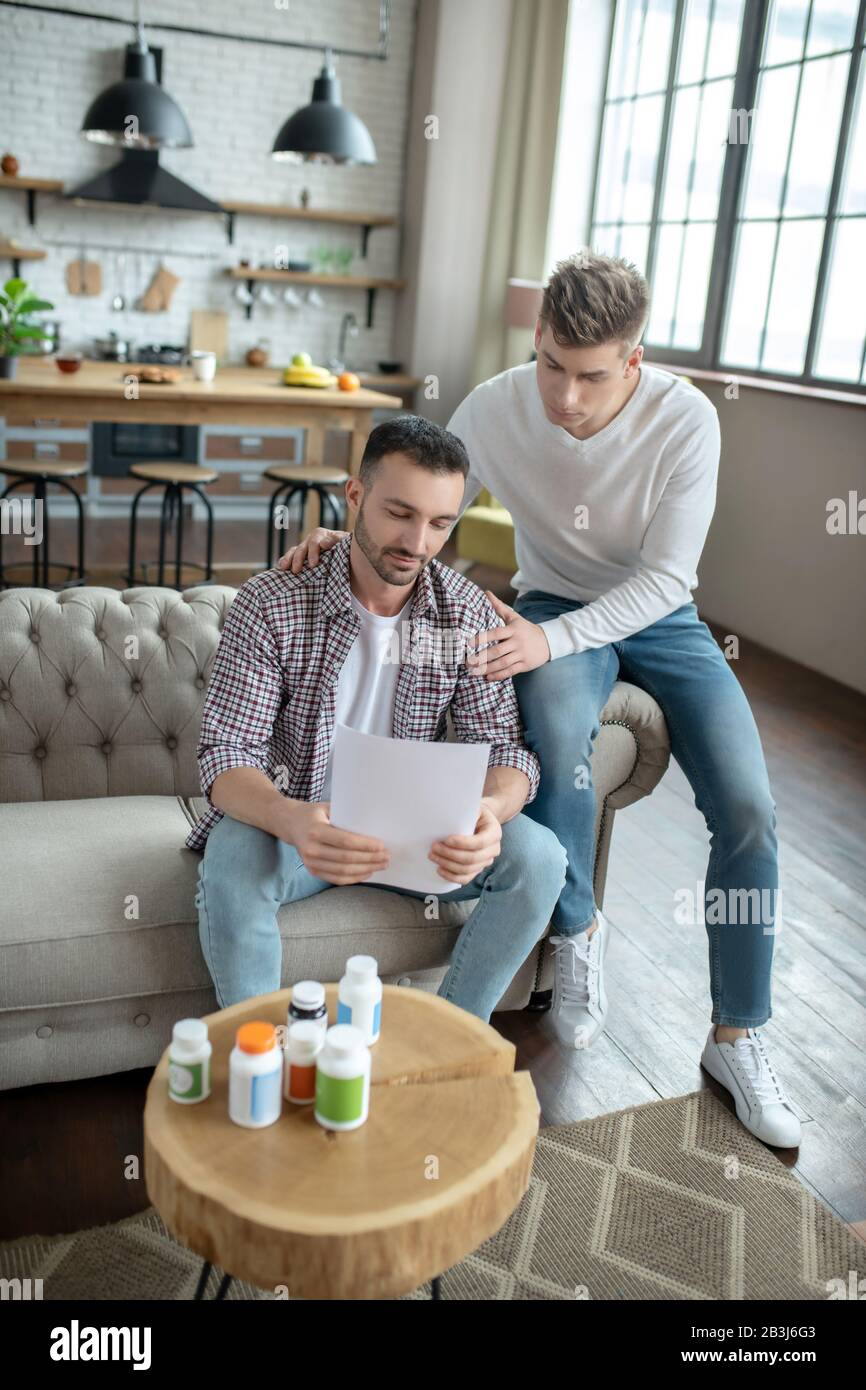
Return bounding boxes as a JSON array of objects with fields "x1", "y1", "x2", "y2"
[{"x1": 338, "y1": 371, "x2": 361, "y2": 391}]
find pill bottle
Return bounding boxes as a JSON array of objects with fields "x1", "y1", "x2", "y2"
[
  {"x1": 229, "y1": 1021, "x2": 283, "y2": 1128},
  {"x1": 337, "y1": 955, "x2": 382, "y2": 1044},
  {"x1": 284, "y1": 1020, "x2": 323, "y2": 1104},
  {"x1": 314, "y1": 1024, "x2": 371, "y2": 1131},
  {"x1": 168, "y1": 1018, "x2": 212, "y2": 1104},
  {"x1": 288, "y1": 980, "x2": 328, "y2": 1037}
]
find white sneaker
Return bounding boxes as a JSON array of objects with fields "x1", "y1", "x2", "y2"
[
  {"x1": 700, "y1": 1026, "x2": 802, "y2": 1148},
  {"x1": 548, "y1": 908, "x2": 611, "y2": 1050}
]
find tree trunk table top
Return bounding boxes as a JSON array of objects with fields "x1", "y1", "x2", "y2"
[{"x1": 144, "y1": 984, "x2": 540, "y2": 1299}]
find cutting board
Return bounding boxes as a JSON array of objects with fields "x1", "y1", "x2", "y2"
[
  {"x1": 66, "y1": 259, "x2": 102, "y2": 296},
  {"x1": 189, "y1": 310, "x2": 229, "y2": 363}
]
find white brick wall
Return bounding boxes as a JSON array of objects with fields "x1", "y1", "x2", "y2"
[{"x1": 0, "y1": 0, "x2": 415, "y2": 368}]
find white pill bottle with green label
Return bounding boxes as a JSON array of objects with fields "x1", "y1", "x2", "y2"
[
  {"x1": 168, "y1": 1018, "x2": 212, "y2": 1104},
  {"x1": 314, "y1": 1024, "x2": 371, "y2": 1131},
  {"x1": 337, "y1": 955, "x2": 382, "y2": 1044}
]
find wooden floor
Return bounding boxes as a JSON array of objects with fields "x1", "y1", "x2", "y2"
[{"x1": 1, "y1": 516, "x2": 864, "y2": 1251}]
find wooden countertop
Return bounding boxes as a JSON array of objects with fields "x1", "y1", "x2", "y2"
[
  {"x1": 357, "y1": 371, "x2": 422, "y2": 390},
  {"x1": 0, "y1": 358, "x2": 403, "y2": 409}
]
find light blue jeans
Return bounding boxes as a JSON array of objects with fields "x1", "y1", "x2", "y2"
[
  {"x1": 513, "y1": 592, "x2": 778, "y2": 1027},
  {"x1": 195, "y1": 809, "x2": 567, "y2": 1021}
]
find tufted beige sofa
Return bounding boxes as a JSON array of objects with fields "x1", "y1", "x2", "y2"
[{"x1": 0, "y1": 585, "x2": 671, "y2": 1091}]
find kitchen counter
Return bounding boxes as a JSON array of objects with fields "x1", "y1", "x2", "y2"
[
  {"x1": 0, "y1": 358, "x2": 405, "y2": 530},
  {"x1": 0, "y1": 358, "x2": 403, "y2": 476}
]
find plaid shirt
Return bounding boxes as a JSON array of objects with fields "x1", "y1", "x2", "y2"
[{"x1": 185, "y1": 534, "x2": 540, "y2": 851}]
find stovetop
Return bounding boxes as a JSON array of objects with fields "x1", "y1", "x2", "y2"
[
  {"x1": 135, "y1": 344, "x2": 186, "y2": 365},
  {"x1": 90, "y1": 342, "x2": 186, "y2": 365}
]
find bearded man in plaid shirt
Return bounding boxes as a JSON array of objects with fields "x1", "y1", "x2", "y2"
[{"x1": 187, "y1": 416, "x2": 567, "y2": 1020}]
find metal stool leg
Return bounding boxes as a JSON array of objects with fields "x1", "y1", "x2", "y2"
[
  {"x1": 31, "y1": 480, "x2": 41, "y2": 586},
  {"x1": 296, "y1": 482, "x2": 311, "y2": 537},
  {"x1": 193, "y1": 1258, "x2": 233, "y2": 1301},
  {"x1": 37, "y1": 479, "x2": 48, "y2": 587},
  {"x1": 266, "y1": 482, "x2": 284, "y2": 568},
  {"x1": 194, "y1": 1261, "x2": 212, "y2": 1300},
  {"x1": 188, "y1": 483, "x2": 215, "y2": 581},
  {"x1": 0, "y1": 477, "x2": 31, "y2": 587},
  {"x1": 318, "y1": 486, "x2": 341, "y2": 530},
  {"x1": 268, "y1": 478, "x2": 291, "y2": 564},
  {"x1": 268, "y1": 483, "x2": 305, "y2": 567},
  {"x1": 174, "y1": 483, "x2": 185, "y2": 589},
  {"x1": 49, "y1": 475, "x2": 87, "y2": 585},
  {"x1": 157, "y1": 485, "x2": 172, "y2": 586},
  {"x1": 75, "y1": 479, "x2": 85, "y2": 581},
  {"x1": 128, "y1": 481, "x2": 159, "y2": 586}
]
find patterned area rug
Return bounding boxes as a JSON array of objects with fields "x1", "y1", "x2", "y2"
[{"x1": 2, "y1": 1090, "x2": 863, "y2": 1300}]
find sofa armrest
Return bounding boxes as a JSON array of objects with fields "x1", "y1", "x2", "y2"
[{"x1": 598, "y1": 679, "x2": 671, "y2": 809}]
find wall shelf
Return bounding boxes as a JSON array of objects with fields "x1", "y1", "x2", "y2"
[
  {"x1": 0, "y1": 244, "x2": 47, "y2": 277},
  {"x1": 220, "y1": 200, "x2": 396, "y2": 255},
  {"x1": 0, "y1": 175, "x2": 396, "y2": 258},
  {"x1": 0, "y1": 175, "x2": 64, "y2": 228},
  {"x1": 227, "y1": 267, "x2": 406, "y2": 326}
]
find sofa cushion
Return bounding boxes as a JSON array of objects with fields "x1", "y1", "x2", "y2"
[{"x1": 0, "y1": 796, "x2": 477, "y2": 1015}]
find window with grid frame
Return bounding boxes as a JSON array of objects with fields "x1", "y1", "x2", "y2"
[{"x1": 586, "y1": 0, "x2": 866, "y2": 392}]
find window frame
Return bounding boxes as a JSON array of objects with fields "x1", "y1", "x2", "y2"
[{"x1": 586, "y1": 0, "x2": 866, "y2": 396}]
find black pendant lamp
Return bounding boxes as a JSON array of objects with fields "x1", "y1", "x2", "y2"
[
  {"x1": 272, "y1": 49, "x2": 376, "y2": 165},
  {"x1": 81, "y1": 10, "x2": 192, "y2": 150}
]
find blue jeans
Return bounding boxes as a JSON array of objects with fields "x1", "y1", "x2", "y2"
[
  {"x1": 513, "y1": 592, "x2": 778, "y2": 1027},
  {"x1": 195, "y1": 809, "x2": 567, "y2": 1022}
]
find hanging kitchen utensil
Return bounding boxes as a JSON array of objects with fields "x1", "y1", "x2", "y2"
[
  {"x1": 139, "y1": 260, "x2": 180, "y2": 312},
  {"x1": 66, "y1": 230, "x2": 102, "y2": 296},
  {"x1": 111, "y1": 253, "x2": 126, "y2": 311}
]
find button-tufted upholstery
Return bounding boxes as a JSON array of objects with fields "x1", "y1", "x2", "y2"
[{"x1": 0, "y1": 585, "x2": 671, "y2": 1091}]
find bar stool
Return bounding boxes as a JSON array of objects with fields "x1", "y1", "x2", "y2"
[
  {"x1": 0, "y1": 459, "x2": 87, "y2": 589},
  {"x1": 126, "y1": 461, "x2": 218, "y2": 590},
  {"x1": 265, "y1": 463, "x2": 350, "y2": 568}
]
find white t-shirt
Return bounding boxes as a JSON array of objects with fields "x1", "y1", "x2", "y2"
[
  {"x1": 319, "y1": 588, "x2": 414, "y2": 801},
  {"x1": 446, "y1": 361, "x2": 720, "y2": 658}
]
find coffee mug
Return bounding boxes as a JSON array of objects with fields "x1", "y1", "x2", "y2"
[{"x1": 190, "y1": 350, "x2": 217, "y2": 382}]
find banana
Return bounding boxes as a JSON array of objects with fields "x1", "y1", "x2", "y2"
[{"x1": 283, "y1": 362, "x2": 338, "y2": 388}]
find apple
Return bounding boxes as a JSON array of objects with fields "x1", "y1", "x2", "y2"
[{"x1": 291, "y1": 351, "x2": 312, "y2": 367}]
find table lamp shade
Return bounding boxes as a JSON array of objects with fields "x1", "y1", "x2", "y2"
[{"x1": 504, "y1": 279, "x2": 544, "y2": 330}]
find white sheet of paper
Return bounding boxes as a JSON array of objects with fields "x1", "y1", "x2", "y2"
[{"x1": 328, "y1": 723, "x2": 491, "y2": 893}]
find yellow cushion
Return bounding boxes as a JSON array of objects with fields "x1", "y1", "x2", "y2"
[{"x1": 456, "y1": 501, "x2": 516, "y2": 572}]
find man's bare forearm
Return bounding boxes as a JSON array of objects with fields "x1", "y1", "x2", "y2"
[
  {"x1": 210, "y1": 766, "x2": 300, "y2": 841},
  {"x1": 480, "y1": 765, "x2": 530, "y2": 825}
]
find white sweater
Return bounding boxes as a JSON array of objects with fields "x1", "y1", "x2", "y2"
[{"x1": 446, "y1": 362, "x2": 721, "y2": 659}]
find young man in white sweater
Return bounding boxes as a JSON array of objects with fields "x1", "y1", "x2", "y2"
[{"x1": 277, "y1": 251, "x2": 800, "y2": 1150}]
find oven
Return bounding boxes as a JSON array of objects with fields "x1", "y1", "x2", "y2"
[{"x1": 91, "y1": 421, "x2": 200, "y2": 476}]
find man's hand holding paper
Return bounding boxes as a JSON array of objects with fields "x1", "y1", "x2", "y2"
[{"x1": 329, "y1": 724, "x2": 494, "y2": 894}]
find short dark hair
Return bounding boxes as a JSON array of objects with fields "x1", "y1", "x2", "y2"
[{"x1": 359, "y1": 414, "x2": 469, "y2": 486}]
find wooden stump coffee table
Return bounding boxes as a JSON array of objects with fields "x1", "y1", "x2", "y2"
[{"x1": 144, "y1": 984, "x2": 540, "y2": 1300}]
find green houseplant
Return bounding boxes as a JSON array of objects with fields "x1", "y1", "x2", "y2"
[{"x1": 0, "y1": 278, "x2": 54, "y2": 379}]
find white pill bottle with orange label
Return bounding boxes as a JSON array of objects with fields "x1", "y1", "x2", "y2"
[{"x1": 229, "y1": 1021, "x2": 283, "y2": 1128}]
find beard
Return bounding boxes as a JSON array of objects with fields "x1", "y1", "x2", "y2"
[{"x1": 353, "y1": 505, "x2": 426, "y2": 586}]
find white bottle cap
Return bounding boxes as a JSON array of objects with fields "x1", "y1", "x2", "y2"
[
  {"x1": 287, "y1": 1020, "x2": 323, "y2": 1058},
  {"x1": 324, "y1": 1024, "x2": 367, "y2": 1056},
  {"x1": 171, "y1": 1018, "x2": 207, "y2": 1055},
  {"x1": 291, "y1": 980, "x2": 326, "y2": 1009},
  {"x1": 346, "y1": 955, "x2": 378, "y2": 979}
]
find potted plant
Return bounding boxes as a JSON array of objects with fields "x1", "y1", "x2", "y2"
[{"x1": 0, "y1": 278, "x2": 54, "y2": 378}]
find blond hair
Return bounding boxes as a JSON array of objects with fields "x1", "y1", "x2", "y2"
[{"x1": 539, "y1": 250, "x2": 650, "y2": 356}]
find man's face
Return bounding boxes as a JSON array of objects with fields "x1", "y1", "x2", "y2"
[
  {"x1": 349, "y1": 453, "x2": 465, "y2": 587},
  {"x1": 533, "y1": 322, "x2": 642, "y2": 436}
]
